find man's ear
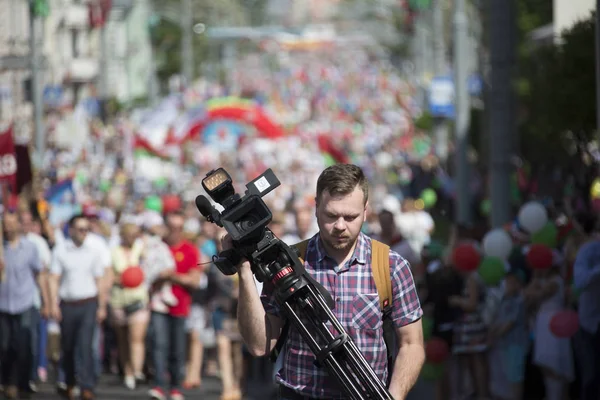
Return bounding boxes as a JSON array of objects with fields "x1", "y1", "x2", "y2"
[{"x1": 363, "y1": 200, "x2": 369, "y2": 223}]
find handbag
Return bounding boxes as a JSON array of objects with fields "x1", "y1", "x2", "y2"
[{"x1": 123, "y1": 300, "x2": 145, "y2": 316}]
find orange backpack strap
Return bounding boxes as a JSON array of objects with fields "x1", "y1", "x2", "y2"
[
  {"x1": 293, "y1": 239, "x2": 311, "y2": 264},
  {"x1": 371, "y1": 239, "x2": 392, "y2": 312}
]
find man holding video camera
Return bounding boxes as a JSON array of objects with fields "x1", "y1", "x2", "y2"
[{"x1": 222, "y1": 164, "x2": 425, "y2": 400}]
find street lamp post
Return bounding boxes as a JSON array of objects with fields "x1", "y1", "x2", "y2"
[
  {"x1": 180, "y1": 0, "x2": 194, "y2": 85},
  {"x1": 454, "y1": 0, "x2": 471, "y2": 225}
]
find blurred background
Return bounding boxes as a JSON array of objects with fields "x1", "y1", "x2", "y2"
[{"x1": 0, "y1": 0, "x2": 599, "y2": 399}]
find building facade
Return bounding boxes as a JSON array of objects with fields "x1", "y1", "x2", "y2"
[{"x1": 0, "y1": 0, "x2": 34, "y2": 136}]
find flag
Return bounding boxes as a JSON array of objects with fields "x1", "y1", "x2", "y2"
[
  {"x1": 45, "y1": 179, "x2": 75, "y2": 204},
  {"x1": 15, "y1": 144, "x2": 32, "y2": 194},
  {"x1": 0, "y1": 125, "x2": 17, "y2": 191}
]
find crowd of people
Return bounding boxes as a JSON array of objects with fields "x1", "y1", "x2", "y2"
[{"x1": 0, "y1": 44, "x2": 597, "y2": 400}]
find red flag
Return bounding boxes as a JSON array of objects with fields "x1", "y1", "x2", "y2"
[{"x1": 0, "y1": 125, "x2": 17, "y2": 191}]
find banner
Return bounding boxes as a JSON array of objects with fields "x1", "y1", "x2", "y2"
[{"x1": 0, "y1": 125, "x2": 16, "y2": 190}]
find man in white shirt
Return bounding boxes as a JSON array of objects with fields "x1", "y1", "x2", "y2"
[{"x1": 48, "y1": 215, "x2": 107, "y2": 400}]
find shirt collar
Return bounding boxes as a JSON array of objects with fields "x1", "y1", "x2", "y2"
[
  {"x1": 315, "y1": 232, "x2": 369, "y2": 267},
  {"x1": 4, "y1": 236, "x2": 23, "y2": 250},
  {"x1": 66, "y1": 236, "x2": 89, "y2": 249}
]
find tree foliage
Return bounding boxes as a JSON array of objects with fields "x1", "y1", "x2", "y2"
[
  {"x1": 518, "y1": 9, "x2": 596, "y2": 165},
  {"x1": 148, "y1": 0, "x2": 251, "y2": 89}
]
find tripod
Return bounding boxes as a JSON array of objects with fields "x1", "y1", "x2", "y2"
[{"x1": 242, "y1": 232, "x2": 394, "y2": 400}]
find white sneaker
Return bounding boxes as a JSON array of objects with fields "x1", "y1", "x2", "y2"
[
  {"x1": 124, "y1": 375, "x2": 136, "y2": 390},
  {"x1": 135, "y1": 372, "x2": 146, "y2": 382}
]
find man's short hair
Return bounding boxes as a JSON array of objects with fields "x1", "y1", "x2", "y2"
[
  {"x1": 68, "y1": 214, "x2": 88, "y2": 227},
  {"x1": 316, "y1": 164, "x2": 369, "y2": 205}
]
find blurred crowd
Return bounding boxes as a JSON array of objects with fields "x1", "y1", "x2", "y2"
[{"x1": 0, "y1": 44, "x2": 598, "y2": 400}]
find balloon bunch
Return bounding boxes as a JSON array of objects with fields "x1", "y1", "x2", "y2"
[
  {"x1": 517, "y1": 201, "x2": 558, "y2": 270},
  {"x1": 144, "y1": 194, "x2": 182, "y2": 214},
  {"x1": 451, "y1": 228, "x2": 512, "y2": 287},
  {"x1": 517, "y1": 202, "x2": 579, "y2": 339},
  {"x1": 419, "y1": 317, "x2": 448, "y2": 381}
]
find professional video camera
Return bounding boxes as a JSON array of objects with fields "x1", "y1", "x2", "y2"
[{"x1": 195, "y1": 167, "x2": 393, "y2": 400}]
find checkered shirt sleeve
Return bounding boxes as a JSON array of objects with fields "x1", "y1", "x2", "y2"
[
  {"x1": 260, "y1": 281, "x2": 281, "y2": 318},
  {"x1": 389, "y1": 251, "x2": 423, "y2": 327}
]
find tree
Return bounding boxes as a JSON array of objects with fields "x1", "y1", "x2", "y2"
[
  {"x1": 148, "y1": 0, "x2": 249, "y2": 89},
  {"x1": 518, "y1": 10, "x2": 596, "y2": 166}
]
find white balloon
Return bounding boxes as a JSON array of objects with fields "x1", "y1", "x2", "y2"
[
  {"x1": 518, "y1": 201, "x2": 548, "y2": 233},
  {"x1": 482, "y1": 229, "x2": 513, "y2": 259}
]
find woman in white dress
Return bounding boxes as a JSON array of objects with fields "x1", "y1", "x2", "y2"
[{"x1": 525, "y1": 266, "x2": 574, "y2": 400}]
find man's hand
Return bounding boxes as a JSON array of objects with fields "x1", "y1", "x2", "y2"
[
  {"x1": 220, "y1": 234, "x2": 252, "y2": 275},
  {"x1": 159, "y1": 269, "x2": 173, "y2": 279},
  {"x1": 41, "y1": 304, "x2": 51, "y2": 319},
  {"x1": 51, "y1": 304, "x2": 62, "y2": 322},
  {"x1": 96, "y1": 307, "x2": 107, "y2": 323}
]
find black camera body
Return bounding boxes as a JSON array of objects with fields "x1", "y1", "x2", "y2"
[{"x1": 195, "y1": 168, "x2": 287, "y2": 278}]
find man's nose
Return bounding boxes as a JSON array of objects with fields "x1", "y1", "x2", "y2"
[{"x1": 333, "y1": 218, "x2": 346, "y2": 231}]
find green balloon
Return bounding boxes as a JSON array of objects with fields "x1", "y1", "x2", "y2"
[
  {"x1": 480, "y1": 199, "x2": 491, "y2": 216},
  {"x1": 154, "y1": 177, "x2": 168, "y2": 189},
  {"x1": 145, "y1": 196, "x2": 163, "y2": 212},
  {"x1": 99, "y1": 180, "x2": 111, "y2": 193},
  {"x1": 420, "y1": 188, "x2": 437, "y2": 208},
  {"x1": 76, "y1": 171, "x2": 88, "y2": 184},
  {"x1": 323, "y1": 153, "x2": 337, "y2": 167},
  {"x1": 531, "y1": 222, "x2": 558, "y2": 248},
  {"x1": 510, "y1": 173, "x2": 522, "y2": 204},
  {"x1": 420, "y1": 362, "x2": 445, "y2": 381},
  {"x1": 422, "y1": 317, "x2": 434, "y2": 341},
  {"x1": 478, "y1": 256, "x2": 506, "y2": 286},
  {"x1": 423, "y1": 240, "x2": 444, "y2": 259}
]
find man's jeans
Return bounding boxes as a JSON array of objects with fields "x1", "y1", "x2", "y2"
[
  {"x1": 0, "y1": 308, "x2": 35, "y2": 390},
  {"x1": 151, "y1": 312, "x2": 186, "y2": 391},
  {"x1": 576, "y1": 325, "x2": 600, "y2": 400},
  {"x1": 30, "y1": 307, "x2": 41, "y2": 381},
  {"x1": 57, "y1": 324, "x2": 101, "y2": 384},
  {"x1": 60, "y1": 300, "x2": 98, "y2": 391}
]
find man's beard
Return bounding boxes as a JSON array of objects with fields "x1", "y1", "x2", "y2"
[{"x1": 325, "y1": 233, "x2": 356, "y2": 251}]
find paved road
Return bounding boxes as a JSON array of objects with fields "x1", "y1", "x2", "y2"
[
  {"x1": 34, "y1": 371, "x2": 433, "y2": 400},
  {"x1": 34, "y1": 370, "x2": 280, "y2": 400},
  {"x1": 35, "y1": 376, "x2": 221, "y2": 399}
]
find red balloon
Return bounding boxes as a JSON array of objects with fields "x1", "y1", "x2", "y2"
[
  {"x1": 121, "y1": 266, "x2": 144, "y2": 288},
  {"x1": 162, "y1": 194, "x2": 181, "y2": 213},
  {"x1": 549, "y1": 310, "x2": 579, "y2": 338},
  {"x1": 452, "y1": 244, "x2": 481, "y2": 272},
  {"x1": 526, "y1": 244, "x2": 553, "y2": 269},
  {"x1": 425, "y1": 337, "x2": 450, "y2": 364}
]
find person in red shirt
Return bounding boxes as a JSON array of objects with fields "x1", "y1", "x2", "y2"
[{"x1": 148, "y1": 211, "x2": 201, "y2": 400}]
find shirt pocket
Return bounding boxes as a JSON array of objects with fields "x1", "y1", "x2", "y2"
[{"x1": 351, "y1": 293, "x2": 383, "y2": 331}]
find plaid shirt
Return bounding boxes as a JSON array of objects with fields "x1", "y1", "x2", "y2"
[{"x1": 261, "y1": 232, "x2": 422, "y2": 399}]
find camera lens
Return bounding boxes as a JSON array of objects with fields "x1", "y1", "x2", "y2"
[{"x1": 235, "y1": 214, "x2": 261, "y2": 233}]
